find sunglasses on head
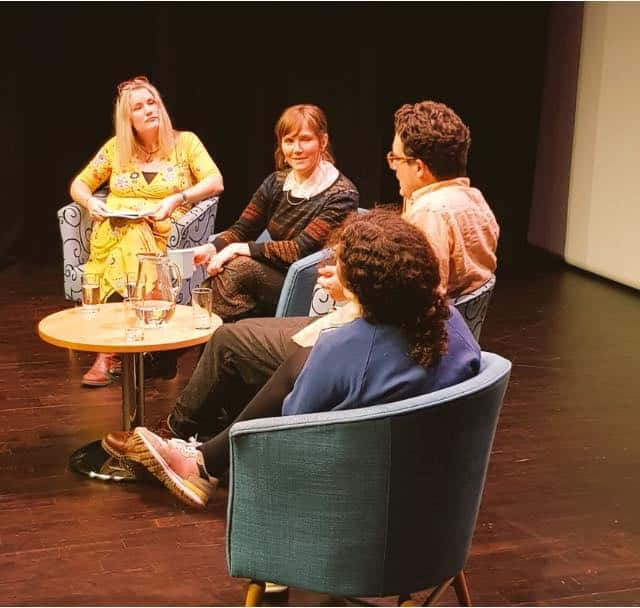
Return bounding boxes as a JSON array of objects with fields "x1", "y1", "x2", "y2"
[{"x1": 117, "y1": 75, "x2": 150, "y2": 95}]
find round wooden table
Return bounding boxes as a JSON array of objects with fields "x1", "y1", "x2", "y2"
[{"x1": 38, "y1": 303, "x2": 222, "y2": 481}]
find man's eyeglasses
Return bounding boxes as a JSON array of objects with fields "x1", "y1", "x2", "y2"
[
  {"x1": 386, "y1": 151, "x2": 416, "y2": 169},
  {"x1": 117, "y1": 75, "x2": 150, "y2": 95}
]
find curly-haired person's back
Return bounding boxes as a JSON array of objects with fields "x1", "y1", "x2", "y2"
[{"x1": 332, "y1": 208, "x2": 450, "y2": 368}]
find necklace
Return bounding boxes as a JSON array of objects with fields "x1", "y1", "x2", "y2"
[
  {"x1": 285, "y1": 170, "x2": 314, "y2": 206},
  {"x1": 286, "y1": 190, "x2": 309, "y2": 206},
  {"x1": 136, "y1": 143, "x2": 159, "y2": 162}
]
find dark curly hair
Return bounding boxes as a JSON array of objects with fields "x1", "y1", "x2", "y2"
[
  {"x1": 394, "y1": 101, "x2": 470, "y2": 180},
  {"x1": 331, "y1": 209, "x2": 450, "y2": 368}
]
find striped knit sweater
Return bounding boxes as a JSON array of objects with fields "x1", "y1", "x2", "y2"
[{"x1": 213, "y1": 169, "x2": 359, "y2": 270}]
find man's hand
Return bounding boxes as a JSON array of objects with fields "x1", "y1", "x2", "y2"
[
  {"x1": 317, "y1": 264, "x2": 346, "y2": 302},
  {"x1": 207, "y1": 243, "x2": 250, "y2": 277}
]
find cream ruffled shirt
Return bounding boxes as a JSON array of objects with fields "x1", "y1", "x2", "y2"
[
  {"x1": 292, "y1": 301, "x2": 360, "y2": 348},
  {"x1": 282, "y1": 159, "x2": 339, "y2": 199}
]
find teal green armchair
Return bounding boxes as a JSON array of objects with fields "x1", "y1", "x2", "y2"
[{"x1": 226, "y1": 351, "x2": 511, "y2": 606}]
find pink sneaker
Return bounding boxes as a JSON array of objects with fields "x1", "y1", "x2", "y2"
[{"x1": 126, "y1": 427, "x2": 218, "y2": 508}]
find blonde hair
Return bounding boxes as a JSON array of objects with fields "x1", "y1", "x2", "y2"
[
  {"x1": 273, "y1": 104, "x2": 335, "y2": 170},
  {"x1": 114, "y1": 77, "x2": 175, "y2": 170}
]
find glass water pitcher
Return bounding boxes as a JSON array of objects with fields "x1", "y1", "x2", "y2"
[{"x1": 133, "y1": 253, "x2": 182, "y2": 327}]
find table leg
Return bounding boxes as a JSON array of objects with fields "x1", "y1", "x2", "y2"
[
  {"x1": 68, "y1": 352, "x2": 145, "y2": 482},
  {"x1": 122, "y1": 352, "x2": 145, "y2": 429}
]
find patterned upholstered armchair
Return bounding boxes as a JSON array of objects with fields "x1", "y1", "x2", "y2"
[
  {"x1": 451, "y1": 276, "x2": 496, "y2": 342},
  {"x1": 58, "y1": 194, "x2": 219, "y2": 305},
  {"x1": 227, "y1": 351, "x2": 511, "y2": 606}
]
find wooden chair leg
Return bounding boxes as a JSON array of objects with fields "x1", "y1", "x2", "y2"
[
  {"x1": 452, "y1": 571, "x2": 472, "y2": 606},
  {"x1": 245, "y1": 581, "x2": 266, "y2": 607},
  {"x1": 424, "y1": 577, "x2": 454, "y2": 606},
  {"x1": 265, "y1": 581, "x2": 289, "y2": 597}
]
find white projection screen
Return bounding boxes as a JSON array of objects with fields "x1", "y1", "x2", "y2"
[{"x1": 566, "y1": 3, "x2": 640, "y2": 289}]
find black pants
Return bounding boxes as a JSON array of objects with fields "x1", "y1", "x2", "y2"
[
  {"x1": 197, "y1": 346, "x2": 311, "y2": 476},
  {"x1": 171, "y1": 316, "x2": 315, "y2": 438}
]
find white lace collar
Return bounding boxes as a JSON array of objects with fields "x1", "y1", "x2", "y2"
[{"x1": 283, "y1": 160, "x2": 339, "y2": 200}]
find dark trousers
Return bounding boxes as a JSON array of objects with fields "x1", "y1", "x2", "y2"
[
  {"x1": 197, "y1": 345, "x2": 311, "y2": 476},
  {"x1": 171, "y1": 316, "x2": 315, "y2": 438}
]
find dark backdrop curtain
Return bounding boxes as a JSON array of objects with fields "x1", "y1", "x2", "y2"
[{"x1": 0, "y1": 2, "x2": 549, "y2": 275}]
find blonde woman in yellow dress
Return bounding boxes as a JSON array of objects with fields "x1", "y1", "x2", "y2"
[{"x1": 70, "y1": 76, "x2": 224, "y2": 387}]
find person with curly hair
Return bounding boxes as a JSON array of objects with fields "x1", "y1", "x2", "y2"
[
  {"x1": 102, "y1": 100, "x2": 495, "y2": 459},
  {"x1": 388, "y1": 100, "x2": 498, "y2": 296},
  {"x1": 120, "y1": 209, "x2": 480, "y2": 508},
  {"x1": 294, "y1": 100, "x2": 498, "y2": 343}
]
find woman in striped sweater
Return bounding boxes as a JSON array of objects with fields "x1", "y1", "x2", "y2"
[{"x1": 192, "y1": 104, "x2": 359, "y2": 321}]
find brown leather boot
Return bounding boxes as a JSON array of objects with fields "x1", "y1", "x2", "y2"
[
  {"x1": 101, "y1": 431, "x2": 133, "y2": 458},
  {"x1": 101, "y1": 415, "x2": 174, "y2": 457},
  {"x1": 82, "y1": 353, "x2": 120, "y2": 387}
]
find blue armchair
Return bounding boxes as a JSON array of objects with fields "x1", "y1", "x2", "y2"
[
  {"x1": 273, "y1": 207, "x2": 369, "y2": 318},
  {"x1": 58, "y1": 195, "x2": 219, "y2": 305},
  {"x1": 274, "y1": 248, "x2": 334, "y2": 317},
  {"x1": 226, "y1": 351, "x2": 511, "y2": 606}
]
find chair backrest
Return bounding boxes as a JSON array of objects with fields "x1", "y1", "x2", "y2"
[
  {"x1": 274, "y1": 248, "x2": 333, "y2": 317},
  {"x1": 451, "y1": 275, "x2": 496, "y2": 341},
  {"x1": 58, "y1": 195, "x2": 218, "y2": 303},
  {"x1": 227, "y1": 351, "x2": 511, "y2": 597},
  {"x1": 275, "y1": 207, "x2": 369, "y2": 317}
]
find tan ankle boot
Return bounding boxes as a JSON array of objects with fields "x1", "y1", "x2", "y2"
[{"x1": 82, "y1": 353, "x2": 119, "y2": 387}]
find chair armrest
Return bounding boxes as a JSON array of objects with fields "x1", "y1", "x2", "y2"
[
  {"x1": 274, "y1": 248, "x2": 333, "y2": 317},
  {"x1": 169, "y1": 196, "x2": 219, "y2": 249},
  {"x1": 452, "y1": 275, "x2": 496, "y2": 341},
  {"x1": 229, "y1": 352, "x2": 510, "y2": 437},
  {"x1": 452, "y1": 275, "x2": 496, "y2": 307}
]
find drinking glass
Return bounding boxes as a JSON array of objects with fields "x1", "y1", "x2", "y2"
[
  {"x1": 81, "y1": 273, "x2": 101, "y2": 316},
  {"x1": 192, "y1": 287, "x2": 212, "y2": 329},
  {"x1": 123, "y1": 297, "x2": 144, "y2": 342}
]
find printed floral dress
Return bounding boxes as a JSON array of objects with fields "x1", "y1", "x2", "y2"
[{"x1": 76, "y1": 131, "x2": 220, "y2": 301}]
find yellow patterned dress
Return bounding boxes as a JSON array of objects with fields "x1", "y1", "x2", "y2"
[{"x1": 76, "y1": 131, "x2": 220, "y2": 301}]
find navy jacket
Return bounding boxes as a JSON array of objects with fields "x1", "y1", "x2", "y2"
[{"x1": 282, "y1": 305, "x2": 481, "y2": 416}]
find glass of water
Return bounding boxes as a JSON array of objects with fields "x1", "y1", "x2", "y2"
[
  {"x1": 192, "y1": 287, "x2": 212, "y2": 329},
  {"x1": 81, "y1": 273, "x2": 101, "y2": 316},
  {"x1": 123, "y1": 297, "x2": 144, "y2": 342}
]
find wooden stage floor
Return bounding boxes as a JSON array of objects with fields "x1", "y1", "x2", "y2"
[{"x1": 1, "y1": 256, "x2": 639, "y2": 606}]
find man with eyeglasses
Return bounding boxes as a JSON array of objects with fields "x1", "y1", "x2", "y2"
[
  {"x1": 385, "y1": 101, "x2": 498, "y2": 296},
  {"x1": 315, "y1": 101, "x2": 498, "y2": 306},
  {"x1": 103, "y1": 100, "x2": 499, "y2": 451}
]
